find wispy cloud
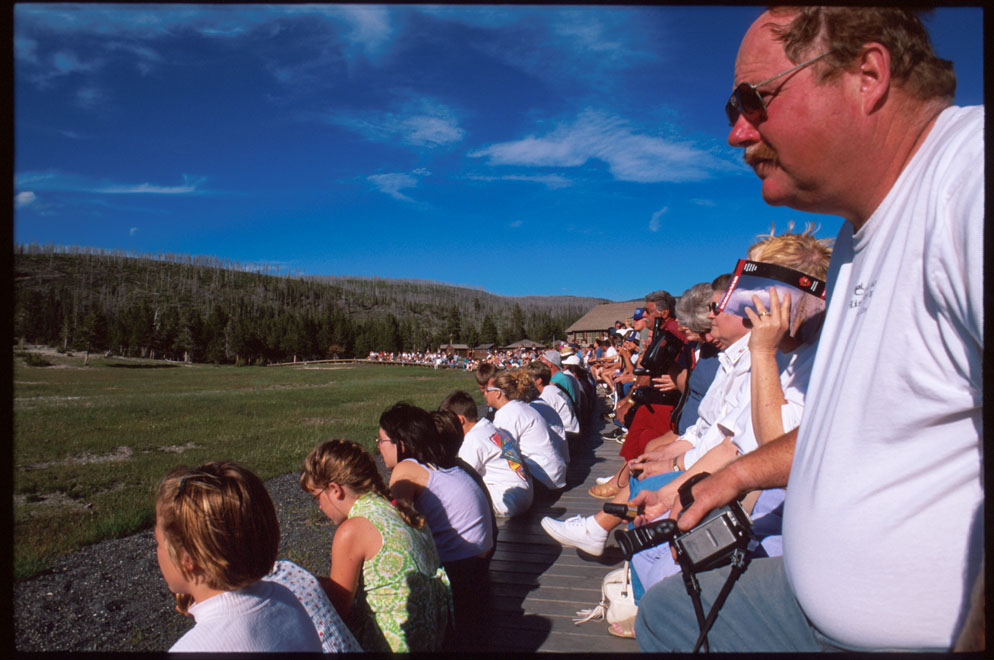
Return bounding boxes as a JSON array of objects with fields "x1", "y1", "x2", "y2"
[
  {"x1": 649, "y1": 207, "x2": 668, "y2": 232},
  {"x1": 75, "y1": 85, "x2": 105, "y2": 109},
  {"x1": 470, "y1": 109, "x2": 732, "y2": 183},
  {"x1": 328, "y1": 97, "x2": 465, "y2": 148},
  {"x1": 368, "y1": 169, "x2": 429, "y2": 202},
  {"x1": 510, "y1": 219, "x2": 524, "y2": 228},
  {"x1": 129, "y1": 227, "x2": 139, "y2": 236},
  {"x1": 337, "y1": 5, "x2": 393, "y2": 59},
  {"x1": 467, "y1": 174, "x2": 572, "y2": 190},
  {"x1": 15, "y1": 171, "x2": 207, "y2": 195},
  {"x1": 15, "y1": 191, "x2": 37, "y2": 208}
]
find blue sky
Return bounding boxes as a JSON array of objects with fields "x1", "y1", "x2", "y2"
[{"x1": 13, "y1": 4, "x2": 984, "y2": 301}]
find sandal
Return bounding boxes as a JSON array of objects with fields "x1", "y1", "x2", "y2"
[
  {"x1": 608, "y1": 615, "x2": 637, "y2": 638},
  {"x1": 588, "y1": 481, "x2": 620, "y2": 499}
]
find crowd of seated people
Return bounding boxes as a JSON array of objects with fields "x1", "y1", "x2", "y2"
[
  {"x1": 156, "y1": 226, "x2": 847, "y2": 652},
  {"x1": 540, "y1": 227, "x2": 833, "y2": 638}
]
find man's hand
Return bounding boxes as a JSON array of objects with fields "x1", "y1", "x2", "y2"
[
  {"x1": 628, "y1": 487, "x2": 679, "y2": 527},
  {"x1": 652, "y1": 374, "x2": 677, "y2": 392},
  {"x1": 668, "y1": 468, "x2": 742, "y2": 532}
]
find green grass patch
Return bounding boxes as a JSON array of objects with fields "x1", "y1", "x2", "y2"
[{"x1": 13, "y1": 358, "x2": 481, "y2": 579}]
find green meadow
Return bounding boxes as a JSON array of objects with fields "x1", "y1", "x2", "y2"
[{"x1": 13, "y1": 350, "x2": 477, "y2": 579}]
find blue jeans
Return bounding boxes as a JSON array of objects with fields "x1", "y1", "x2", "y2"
[
  {"x1": 634, "y1": 556, "x2": 848, "y2": 652},
  {"x1": 626, "y1": 471, "x2": 682, "y2": 603}
]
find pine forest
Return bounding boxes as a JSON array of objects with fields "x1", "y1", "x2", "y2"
[{"x1": 13, "y1": 244, "x2": 608, "y2": 365}]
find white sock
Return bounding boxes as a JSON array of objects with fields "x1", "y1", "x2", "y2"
[{"x1": 585, "y1": 516, "x2": 609, "y2": 541}]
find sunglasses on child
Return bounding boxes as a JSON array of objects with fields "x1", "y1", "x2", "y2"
[{"x1": 725, "y1": 51, "x2": 832, "y2": 126}]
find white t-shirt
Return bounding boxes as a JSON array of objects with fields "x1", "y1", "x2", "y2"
[
  {"x1": 783, "y1": 105, "x2": 984, "y2": 650},
  {"x1": 680, "y1": 332, "x2": 752, "y2": 465},
  {"x1": 540, "y1": 384, "x2": 580, "y2": 434},
  {"x1": 494, "y1": 399, "x2": 568, "y2": 489},
  {"x1": 529, "y1": 398, "x2": 567, "y2": 447},
  {"x1": 170, "y1": 580, "x2": 323, "y2": 652},
  {"x1": 459, "y1": 418, "x2": 533, "y2": 517},
  {"x1": 718, "y1": 340, "x2": 816, "y2": 457}
]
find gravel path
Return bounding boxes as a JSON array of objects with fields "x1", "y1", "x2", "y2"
[{"x1": 14, "y1": 471, "x2": 344, "y2": 652}]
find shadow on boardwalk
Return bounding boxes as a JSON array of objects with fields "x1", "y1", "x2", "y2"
[{"x1": 459, "y1": 402, "x2": 639, "y2": 653}]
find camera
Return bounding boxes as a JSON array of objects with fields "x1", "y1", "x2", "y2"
[
  {"x1": 636, "y1": 317, "x2": 685, "y2": 379},
  {"x1": 613, "y1": 500, "x2": 752, "y2": 572}
]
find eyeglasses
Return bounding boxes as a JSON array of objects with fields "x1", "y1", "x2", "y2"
[
  {"x1": 708, "y1": 302, "x2": 720, "y2": 314},
  {"x1": 312, "y1": 485, "x2": 329, "y2": 505},
  {"x1": 725, "y1": 51, "x2": 832, "y2": 126}
]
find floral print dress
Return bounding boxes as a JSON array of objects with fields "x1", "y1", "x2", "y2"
[{"x1": 346, "y1": 492, "x2": 452, "y2": 652}]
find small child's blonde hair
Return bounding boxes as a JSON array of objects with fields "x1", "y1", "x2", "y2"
[{"x1": 156, "y1": 461, "x2": 280, "y2": 599}]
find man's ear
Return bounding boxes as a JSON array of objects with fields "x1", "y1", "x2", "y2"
[{"x1": 854, "y1": 42, "x2": 891, "y2": 115}]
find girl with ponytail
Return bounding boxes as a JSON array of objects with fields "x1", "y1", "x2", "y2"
[{"x1": 300, "y1": 439, "x2": 452, "y2": 652}]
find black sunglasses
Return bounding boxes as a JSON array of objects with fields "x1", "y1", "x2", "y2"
[
  {"x1": 708, "y1": 301, "x2": 720, "y2": 314},
  {"x1": 725, "y1": 51, "x2": 832, "y2": 126}
]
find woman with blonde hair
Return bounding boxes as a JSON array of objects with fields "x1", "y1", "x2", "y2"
[
  {"x1": 300, "y1": 439, "x2": 452, "y2": 652},
  {"x1": 486, "y1": 369, "x2": 568, "y2": 491}
]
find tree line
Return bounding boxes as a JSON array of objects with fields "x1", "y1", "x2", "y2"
[{"x1": 13, "y1": 245, "x2": 603, "y2": 365}]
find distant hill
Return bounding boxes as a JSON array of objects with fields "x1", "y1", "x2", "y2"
[{"x1": 13, "y1": 244, "x2": 609, "y2": 364}]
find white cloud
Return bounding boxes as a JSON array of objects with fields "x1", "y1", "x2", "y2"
[
  {"x1": 649, "y1": 206, "x2": 668, "y2": 232},
  {"x1": 467, "y1": 174, "x2": 572, "y2": 190},
  {"x1": 129, "y1": 227, "x2": 139, "y2": 236},
  {"x1": 368, "y1": 172, "x2": 420, "y2": 202},
  {"x1": 15, "y1": 171, "x2": 206, "y2": 195},
  {"x1": 15, "y1": 191, "x2": 37, "y2": 208},
  {"x1": 52, "y1": 50, "x2": 102, "y2": 75},
  {"x1": 14, "y1": 36, "x2": 39, "y2": 64},
  {"x1": 470, "y1": 109, "x2": 730, "y2": 183},
  {"x1": 329, "y1": 98, "x2": 465, "y2": 148},
  {"x1": 510, "y1": 220, "x2": 523, "y2": 228},
  {"x1": 338, "y1": 5, "x2": 393, "y2": 58},
  {"x1": 75, "y1": 86, "x2": 105, "y2": 109}
]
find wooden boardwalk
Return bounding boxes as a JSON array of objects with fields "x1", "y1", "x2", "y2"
[{"x1": 463, "y1": 407, "x2": 640, "y2": 652}]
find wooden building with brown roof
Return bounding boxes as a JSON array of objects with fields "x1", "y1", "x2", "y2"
[{"x1": 564, "y1": 300, "x2": 642, "y2": 344}]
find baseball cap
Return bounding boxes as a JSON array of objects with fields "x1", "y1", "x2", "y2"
[{"x1": 541, "y1": 349, "x2": 562, "y2": 368}]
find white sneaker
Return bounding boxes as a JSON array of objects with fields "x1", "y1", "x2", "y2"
[{"x1": 541, "y1": 515, "x2": 608, "y2": 556}]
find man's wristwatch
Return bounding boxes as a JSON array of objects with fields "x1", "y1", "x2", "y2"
[{"x1": 672, "y1": 457, "x2": 681, "y2": 472}]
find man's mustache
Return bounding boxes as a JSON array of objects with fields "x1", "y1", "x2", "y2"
[{"x1": 744, "y1": 144, "x2": 779, "y2": 166}]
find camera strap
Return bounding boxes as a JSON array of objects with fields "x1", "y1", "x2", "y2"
[
  {"x1": 674, "y1": 471, "x2": 752, "y2": 653},
  {"x1": 688, "y1": 546, "x2": 751, "y2": 653}
]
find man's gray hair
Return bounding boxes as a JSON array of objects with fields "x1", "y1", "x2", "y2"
[
  {"x1": 676, "y1": 282, "x2": 715, "y2": 335},
  {"x1": 644, "y1": 289, "x2": 676, "y2": 314}
]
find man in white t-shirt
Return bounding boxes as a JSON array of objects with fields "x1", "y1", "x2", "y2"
[
  {"x1": 440, "y1": 390, "x2": 533, "y2": 518},
  {"x1": 633, "y1": 7, "x2": 983, "y2": 652}
]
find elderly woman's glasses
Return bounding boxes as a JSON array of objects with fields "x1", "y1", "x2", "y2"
[{"x1": 725, "y1": 51, "x2": 832, "y2": 126}]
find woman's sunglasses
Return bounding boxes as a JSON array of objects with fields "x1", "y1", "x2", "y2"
[{"x1": 725, "y1": 51, "x2": 832, "y2": 126}]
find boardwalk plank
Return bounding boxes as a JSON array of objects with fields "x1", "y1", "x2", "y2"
[{"x1": 470, "y1": 394, "x2": 641, "y2": 653}]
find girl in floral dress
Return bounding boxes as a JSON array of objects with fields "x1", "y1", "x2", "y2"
[{"x1": 300, "y1": 439, "x2": 452, "y2": 652}]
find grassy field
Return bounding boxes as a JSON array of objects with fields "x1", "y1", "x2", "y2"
[{"x1": 12, "y1": 349, "x2": 479, "y2": 579}]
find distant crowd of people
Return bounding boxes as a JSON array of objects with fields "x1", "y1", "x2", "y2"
[{"x1": 151, "y1": 7, "x2": 981, "y2": 654}]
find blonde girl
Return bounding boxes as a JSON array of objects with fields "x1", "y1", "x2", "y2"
[
  {"x1": 154, "y1": 461, "x2": 322, "y2": 652},
  {"x1": 301, "y1": 439, "x2": 452, "y2": 652}
]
